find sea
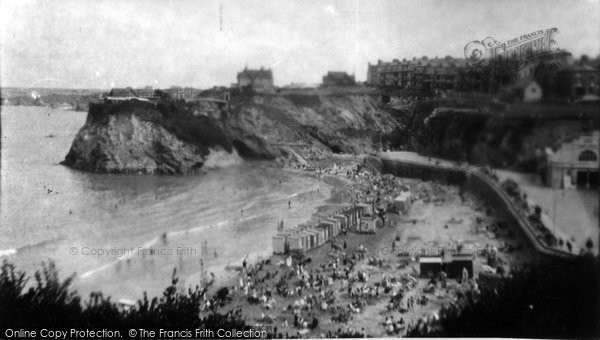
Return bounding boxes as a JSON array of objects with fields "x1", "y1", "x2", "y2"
[{"x1": 0, "y1": 105, "x2": 330, "y2": 300}]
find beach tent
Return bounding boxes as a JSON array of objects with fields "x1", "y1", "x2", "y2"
[
  {"x1": 393, "y1": 191, "x2": 411, "y2": 214},
  {"x1": 447, "y1": 254, "x2": 474, "y2": 279},
  {"x1": 419, "y1": 256, "x2": 443, "y2": 278}
]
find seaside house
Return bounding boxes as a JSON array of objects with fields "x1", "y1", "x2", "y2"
[
  {"x1": 322, "y1": 71, "x2": 356, "y2": 87},
  {"x1": 237, "y1": 67, "x2": 274, "y2": 93}
]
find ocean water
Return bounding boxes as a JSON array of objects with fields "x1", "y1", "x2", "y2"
[{"x1": 0, "y1": 106, "x2": 329, "y2": 299}]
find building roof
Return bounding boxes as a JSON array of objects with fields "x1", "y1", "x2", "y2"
[
  {"x1": 237, "y1": 67, "x2": 273, "y2": 81},
  {"x1": 506, "y1": 79, "x2": 541, "y2": 91},
  {"x1": 323, "y1": 71, "x2": 355, "y2": 84}
]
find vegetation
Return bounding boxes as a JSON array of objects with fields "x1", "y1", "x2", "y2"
[
  {"x1": 88, "y1": 96, "x2": 233, "y2": 155},
  {"x1": 406, "y1": 257, "x2": 600, "y2": 338},
  {"x1": 0, "y1": 260, "x2": 249, "y2": 333},
  {"x1": 383, "y1": 98, "x2": 598, "y2": 172}
]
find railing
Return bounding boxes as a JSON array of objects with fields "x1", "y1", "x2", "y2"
[{"x1": 379, "y1": 153, "x2": 576, "y2": 259}]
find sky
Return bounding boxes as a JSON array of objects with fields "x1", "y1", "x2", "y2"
[{"x1": 1, "y1": 0, "x2": 599, "y2": 89}]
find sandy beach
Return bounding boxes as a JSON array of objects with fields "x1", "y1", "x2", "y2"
[{"x1": 209, "y1": 162, "x2": 534, "y2": 338}]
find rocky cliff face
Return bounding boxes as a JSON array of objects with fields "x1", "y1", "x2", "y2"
[
  {"x1": 218, "y1": 92, "x2": 402, "y2": 163},
  {"x1": 62, "y1": 100, "x2": 238, "y2": 174},
  {"x1": 383, "y1": 99, "x2": 598, "y2": 171},
  {"x1": 62, "y1": 92, "x2": 402, "y2": 174}
]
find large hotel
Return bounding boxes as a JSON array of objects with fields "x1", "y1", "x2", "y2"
[
  {"x1": 367, "y1": 54, "x2": 600, "y2": 99},
  {"x1": 366, "y1": 56, "x2": 480, "y2": 94}
]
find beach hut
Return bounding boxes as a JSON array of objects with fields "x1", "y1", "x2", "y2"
[
  {"x1": 385, "y1": 210, "x2": 401, "y2": 227},
  {"x1": 348, "y1": 206, "x2": 361, "y2": 229},
  {"x1": 323, "y1": 221, "x2": 337, "y2": 238},
  {"x1": 339, "y1": 207, "x2": 359, "y2": 232},
  {"x1": 317, "y1": 224, "x2": 329, "y2": 242},
  {"x1": 419, "y1": 256, "x2": 443, "y2": 278},
  {"x1": 331, "y1": 215, "x2": 347, "y2": 232},
  {"x1": 447, "y1": 254, "x2": 474, "y2": 279},
  {"x1": 320, "y1": 218, "x2": 340, "y2": 237},
  {"x1": 392, "y1": 191, "x2": 411, "y2": 214},
  {"x1": 305, "y1": 229, "x2": 320, "y2": 248},
  {"x1": 355, "y1": 203, "x2": 370, "y2": 218},
  {"x1": 272, "y1": 233, "x2": 288, "y2": 255},
  {"x1": 287, "y1": 234, "x2": 303, "y2": 252},
  {"x1": 358, "y1": 216, "x2": 377, "y2": 234},
  {"x1": 314, "y1": 223, "x2": 329, "y2": 242},
  {"x1": 302, "y1": 231, "x2": 313, "y2": 249},
  {"x1": 315, "y1": 227, "x2": 327, "y2": 245}
]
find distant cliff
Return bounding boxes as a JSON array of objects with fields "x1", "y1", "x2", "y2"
[{"x1": 62, "y1": 91, "x2": 403, "y2": 174}]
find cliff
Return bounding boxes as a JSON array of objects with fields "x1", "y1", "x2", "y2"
[
  {"x1": 62, "y1": 91, "x2": 402, "y2": 174},
  {"x1": 383, "y1": 99, "x2": 599, "y2": 171},
  {"x1": 62, "y1": 99, "x2": 237, "y2": 174}
]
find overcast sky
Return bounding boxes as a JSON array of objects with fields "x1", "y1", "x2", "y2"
[{"x1": 1, "y1": 0, "x2": 599, "y2": 89}]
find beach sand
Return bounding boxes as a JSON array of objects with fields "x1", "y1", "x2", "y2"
[{"x1": 216, "y1": 171, "x2": 534, "y2": 338}]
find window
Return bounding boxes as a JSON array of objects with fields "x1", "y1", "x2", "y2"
[{"x1": 578, "y1": 150, "x2": 598, "y2": 162}]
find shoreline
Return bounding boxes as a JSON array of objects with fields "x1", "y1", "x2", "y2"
[{"x1": 208, "y1": 161, "x2": 535, "y2": 338}]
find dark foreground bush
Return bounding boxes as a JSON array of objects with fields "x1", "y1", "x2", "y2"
[
  {"x1": 0, "y1": 260, "x2": 249, "y2": 334},
  {"x1": 406, "y1": 256, "x2": 600, "y2": 338}
]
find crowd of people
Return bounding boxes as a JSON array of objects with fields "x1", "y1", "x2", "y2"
[{"x1": 191, "y1": 157, "x2": 523, "y2": 338}]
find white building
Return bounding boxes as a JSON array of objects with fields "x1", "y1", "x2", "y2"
[{"x1": 545, "y1": 131, "x2": 599, "y2": 188}]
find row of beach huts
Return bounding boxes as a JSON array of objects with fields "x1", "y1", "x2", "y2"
[{"x1": 272, "y1": 192, "x2": 412, "y2": 255}]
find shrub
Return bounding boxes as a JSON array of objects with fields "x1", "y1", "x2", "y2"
[
  {"x1": 0, "y1": 260, "x2": 249, "y2": 333},
  {"x1": 406, "y1": 257, "x2": 600, "y2": 338}
]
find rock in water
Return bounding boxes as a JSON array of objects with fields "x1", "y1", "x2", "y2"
[{"x1": 61, "y1": 100, "x2": 235, "y2": 174}]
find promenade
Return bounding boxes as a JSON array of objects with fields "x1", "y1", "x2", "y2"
[{"x1": 379, "y1": 151, "x2": 576, "y2": 258}]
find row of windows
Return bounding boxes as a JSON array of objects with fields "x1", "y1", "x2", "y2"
[{"x1": 579, "y1": 150, "x2": 598, "y2": 162}]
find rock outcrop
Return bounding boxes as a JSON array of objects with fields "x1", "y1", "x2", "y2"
[
  {"x1": 62, "y1": 100, "x2": 236, "y2": 174},
  {"x1": 62, "y1": 91, "x2": 403, "y2": 174}
]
